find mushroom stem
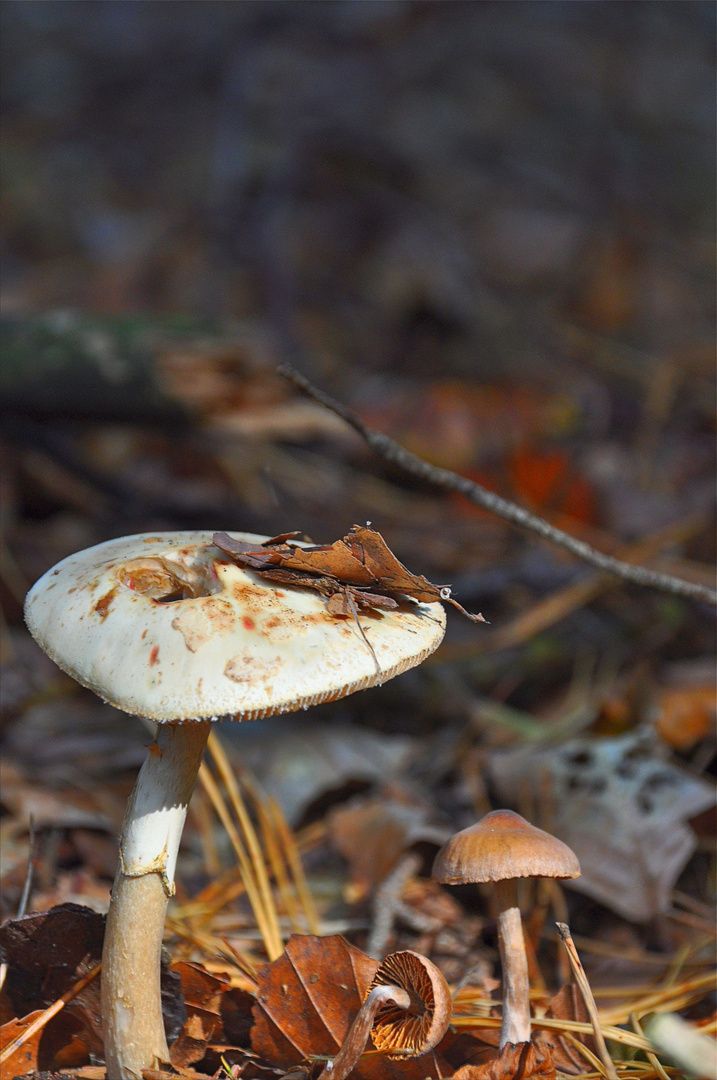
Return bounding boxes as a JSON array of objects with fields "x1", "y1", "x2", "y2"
[
  {"x1": 102, "y1": 720, "x2": 211, "y2": 1080},
  {"x1": 494, "y1": 878, "x2": 531, "y2": 1049},
  {"x1": 318, "y1": 984, "x2": 412, "y2": 1080}
]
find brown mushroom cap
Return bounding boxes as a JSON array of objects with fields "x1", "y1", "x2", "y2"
[
  {"x1": 24, "y1": 531, "x2": 446, "y2": 722},
  {"x1": 432, "y1": 809, "x2": 580, "y2": 884},
  {"x1": 368, "y1": 950, "x2": 452, "y2": 1058}
]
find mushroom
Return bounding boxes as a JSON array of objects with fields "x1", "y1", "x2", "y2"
[
  {"x1": 24, "y1": 531, "x2": 446, "y2": 1079},
  {"x1": 318, "y1": 950, "x2": 452, "y2": 1080},
  {"x1": 432, "y1": 809, "x2": 580, "y2": 1049}
]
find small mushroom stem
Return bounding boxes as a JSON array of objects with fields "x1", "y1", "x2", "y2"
[
  {"x1": 317, "y1": 984, "x2": 412, "y2": 1080},
  {"x1": 493, "y1": 878, "x2": 531, "y2": 1049},
  {"x1": 102, "y1": 720, "x2": 211, "y2": 1080}
]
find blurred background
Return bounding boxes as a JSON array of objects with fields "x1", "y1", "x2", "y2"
[{"x1": 1, "y1": 0, "x2": 715, "y2": 980}]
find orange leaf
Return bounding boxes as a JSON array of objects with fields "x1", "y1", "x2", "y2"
[
  {"x1": 652, "y1": 685, "x2": 716, "y2": 750},
  {"x1": 508, "y1": 448, "x2": 596, "y2": 525},
  {"x1": 0, "y1": 1010, "x2": 44, "y2": 1076}
]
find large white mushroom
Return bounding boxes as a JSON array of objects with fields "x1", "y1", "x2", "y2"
[{"x1": 24, "y1": 531, "x2": 446, "y2": 1079}]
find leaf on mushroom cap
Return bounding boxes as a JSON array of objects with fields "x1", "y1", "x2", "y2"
[
  {"x1": 432, "y1": 810, "x2": 580, "y2": 885},
  {"x1": 214, "y1": 525, "x2": 485, "y2": 621},
  {"x1": 23, "y1": 532, "x2": 446, "y2": 723}
]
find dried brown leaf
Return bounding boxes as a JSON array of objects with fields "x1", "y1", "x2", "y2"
[
  {"x1": 214, "y1": 526, "x2": 483, "y2": 621},
  {"x1": 0, "y1": 903, "x2": 104, "y2": 1046},
  {"x1": 251, "y1": 935, "x2": 455, "y2": 1080},
  {"x1": 0, "y1": 1008, "x2": 45, "y2": 1076},
  {"x1": 0, "y1": 902, "x2": 186, "y2": 1068},
  {"x1": 451, "y1": 1038, "x2": 556, "y2": 1080},
  {"x1": 169, "y1": 962, "x2": 231, "y2": 1068}
]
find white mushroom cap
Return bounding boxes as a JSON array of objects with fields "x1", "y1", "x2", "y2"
[{"x1": 24, "y1": 532, "x2": 446, "y2": 722}]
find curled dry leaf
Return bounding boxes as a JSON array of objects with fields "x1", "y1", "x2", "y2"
[
  {"x1": 251, "y1": 935, "x2": 454, "y2": 1080},
  {"x1": 451, "y1": 1037, "x2": 556, "y2": 1080},
  {"x1": 214, "y1": 525, "x2": 484, "y2": 621},
  {"x1": 169, "y1": 961, "x2": 230, "y2": 1068}
]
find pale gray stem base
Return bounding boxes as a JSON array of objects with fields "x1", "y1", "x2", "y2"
[
  {"x1": 102, "y1": 720, "x2": 210, "y2": 1080},
  {"x1": 494, "y1": 878, "x2": 531, "y2": 1049}
]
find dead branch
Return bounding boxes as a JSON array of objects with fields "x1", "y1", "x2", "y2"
[{"x1": 279, "y1": 365, "x2": 717, "y2": 607}]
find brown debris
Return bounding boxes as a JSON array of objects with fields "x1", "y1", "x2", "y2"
[
  {"x1": 213, "y1": 526, "x2": 484, "y2": 621},
  {"x1": 451, "y1": 1038, "x2": 556, "y2": 1080}
]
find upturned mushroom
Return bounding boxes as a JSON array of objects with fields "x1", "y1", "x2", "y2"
[
  {"x1": 318, "y1": 950, "x2": 452, "y2": 1080},
  {"x1": 432, "y1": 809, "x2": 580, "y2": 1049},
  {"x1": 24, "y1": 531, "x2": 446, "y2": 1079}
]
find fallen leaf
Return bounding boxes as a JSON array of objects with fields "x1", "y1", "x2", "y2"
[
  {"x1": 488, "y1": 728, "x2": 716, "y2": 921},
  {"x1": 251, "y1": 935, "x2": 455, "y2": 1080},
  {"x1": 0, "y1": 903, "x2": 104, "y2": 1046},
  {"x1": 650, "y1": 685, "x2": 716, "y2": 750},
  {"x1": 0, "y1": 759, "x2": 113, "y2": 832},
  {"x1": 0, "y1": 1009, "x2": 45, "y2": 1076},
  {"x1": 169, "y1": 962, "x2": 230, "y2": 1068},
  {"x1": 328, "y1": 794, "x2": 449, "y2": 900},
  {"x1": 214, "y1": 525, "x2": 484, "y2": 621},
  {"x1": 234, "y1": 721, "x2": 416, "y2": 825},
  {"x1": 451, "y1": 1037, "x2": 555, "y2": 1080}
]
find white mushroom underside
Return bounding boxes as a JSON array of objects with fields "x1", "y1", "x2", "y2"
[{"x1": 24, "y1": 532, "x2": 446, "y2": 721}]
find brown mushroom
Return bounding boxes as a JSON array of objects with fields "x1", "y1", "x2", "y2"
[
  {"x1": 319, "y1": 950, "x2": 452, "y2": 1080},
  {"x1": 24, "y1": 531, "x2": 446, "y2": 1079},
  {"x1": 432, "y1": 809, "x2": 580, "y2": 1048}
]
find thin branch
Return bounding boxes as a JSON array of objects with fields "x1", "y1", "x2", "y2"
[{"x1": 279, "y1": 365, "x2": 717, "y2": 606}]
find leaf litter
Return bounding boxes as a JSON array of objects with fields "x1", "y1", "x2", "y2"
[{"x1": 214, "y1": 526, "x2": 484, "y2": 675}]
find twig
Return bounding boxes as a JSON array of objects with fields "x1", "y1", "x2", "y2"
[
  {"x1": 279, "y1": 365, "x2": 717, "y2": 606},
  {"x1": 556, "y1": 922, "x2": 619, "y2": 1080},
  {"x1": 367, "y1": 852, "x2": 422, "y2": 959}
]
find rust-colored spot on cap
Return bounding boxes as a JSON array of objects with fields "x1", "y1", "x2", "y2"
[{"x1": 93, "y1": 588, "x2": 116, "y2": 620}]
